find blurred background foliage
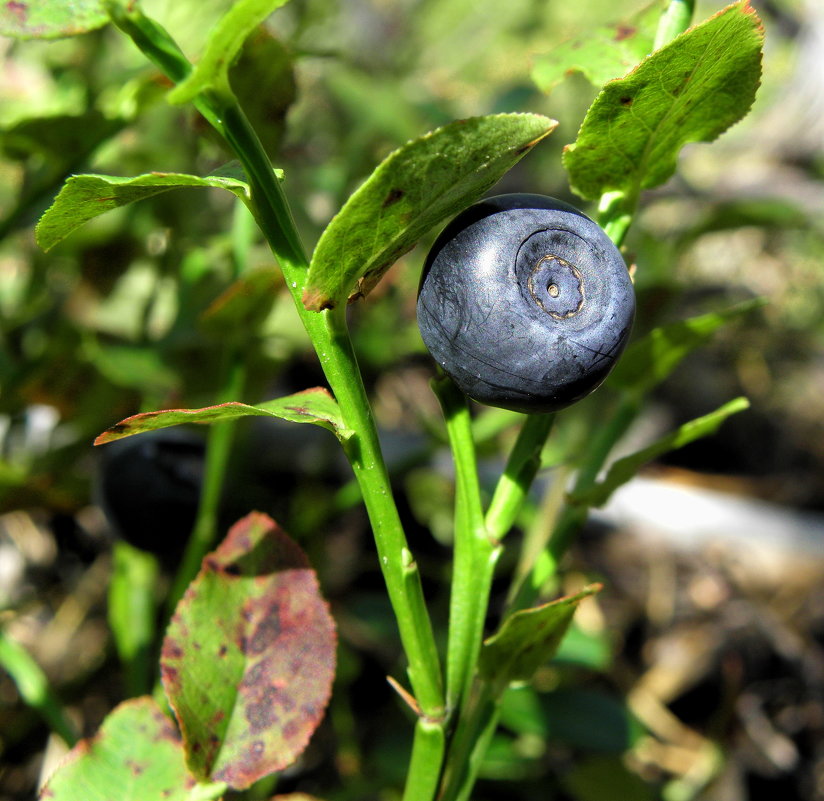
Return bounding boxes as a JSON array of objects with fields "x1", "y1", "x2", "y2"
[{"x1": 1, "y1": 1, "x2": 824, "y2": 800}]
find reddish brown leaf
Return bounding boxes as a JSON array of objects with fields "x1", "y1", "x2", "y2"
[{"x1": 161, "y1": 513, "x2": 337, "y2": 789}]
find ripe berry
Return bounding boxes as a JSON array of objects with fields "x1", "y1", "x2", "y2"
[{"x1": 417, "y1": 193, "x2": 635, "y2": 413}]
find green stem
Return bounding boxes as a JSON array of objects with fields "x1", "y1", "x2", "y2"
[
  {"x1": 435, "y1": 412, "x2": 554, "y2": 800},
  {"x1": 0, "y1": 630, "x2": 78, "y2": 746},
  {"x1": 654, "y1": 0, "x2": 696, "y2": 51},
  {"x1": 512, "y1": 395, "x2": 640, "y2": 610},
  {"x1": 110, "y1": 0, "x2": 444, "y2": 740},
  {"x1": 432, "y1": 376, "x2": 496, "y2": 714},
  {"x1": 438, "y1": 681, "x2": 500, "y2": 801},
  {"x1": 115, "y1": 4, "x2": 443, "y2": 719},
  {"x1": 320, "y1": 309, "x2": 443, "y2": 716},
  {"x1": 402, "y1": 718, "x2": 447, "y2": 801},
  {"x1": 598, "y1": 190, "x2": 636, "y2": 248},
  {"x1": 485, "y1": 413, "x2": 554, "y2": 540},
  {"x1": 211, "y1": 84, "x2": 445, "y2": 723}
]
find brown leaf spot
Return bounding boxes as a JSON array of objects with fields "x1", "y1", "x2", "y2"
[
  {"x1": 302, "y1": 288, "x2": 335, "y2": 312},
  {"x1": 381, "y1": 188, "x2": 405, "y2": 208},
  {"x1": 620, "y1": 96, "x2": 633, "y2": 106},
  {"x1": 249, "y1": 609, "x2": 281, "y2": 654},
  {"x1": 614, "y1": 24, "x2": 636, "y2": 41},
  {"x1": 126, "y1": 759, "x2": 144, "y2": 776},
  {"x1": 203, "y1": 555, "x2": 222, "y2": 572},
  {"x1": 245, "y1": 686, "x2": 282, "y2": 733},
  {"x1": 246, "y1": 659, "x2": 268, "y2": 684},
  {"x1": 282, "y1": 719, "x2": 301, "y2": 741}
]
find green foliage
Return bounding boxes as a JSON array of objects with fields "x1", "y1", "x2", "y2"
[
  {"x1": 161, "y1": 513, "x2": 336, "y2": 787},
  {"x1": 0, "y1": 631, "x2": 78, "y2": 746},
  {"x1": 0, "y1": 0, "x2": 789, "y2": 799},
  {"x1": 303, "y1": 114, "x2": 557, "y2": 310},
  {"x1": 564, "y1": 0, "x2": 764, "y2": 200},
  {"x1": 479, "y1": 585, "x2": 600, "y2": 686},
  {"x1": 532, "y1": 0, "x2": 664, "y2": 94},
  {"x1": 94, "y1": 388, "x2": 348, "y2": 445},
  {"x1": 607, "y1": 299, "x2": 765, "y2": 397},
  {"x1": 36, "y1": 168, "x2": 254, "y2": 252},
  {"x1": 499, "y1": 685, "x2": 644, "y2": 753},
  {"x1": 168, "y1": 0, "x2": 293, "y2": 104},
  {"x1": 0, "y1": 0, "x2": 108, "y2": 39},
  {"x1": 571, "y1": 397, "x2": 750, "y2": 507},
  {"x1": 200, "y1": 266, "x2": 283, "y2": 336},
  {"x1": 38, "y1": 697, "x2": 213, "y2": 801}
]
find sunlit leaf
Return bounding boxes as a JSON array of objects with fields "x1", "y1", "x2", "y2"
[
  {"x1": 37, "y1": 697, "x2": 208, "y2": 801},
  {"x1": 168, "y1": 0, "x2": 292, "y2": 104},
  {"x1": 0, "y1": 0, "x2": 108, "y2": 40},
  {"x1": 161, "y1": 513, "x2": 337, "y2": 788},
  {"x1": 303, "y1": 113, "x2": 557, "y2": 311},
  {"x1": 94, "y1": 388, "x2": 349, "y2": 445},
  {"x1": 563, "y1": 0, "x2": 764, "y2": 200},
  {"x1": 571, "y1": 397, "x2": 749, "y2": 508},
  {"x1": 36, "y1": 166, "x2": 255, "y2": 252},
  {"x1": 479, "y1": 585, "x2": 601, "y2": 686},
  {"x1": 532, "y1": 0, "x2": 663, "y2": 94}
]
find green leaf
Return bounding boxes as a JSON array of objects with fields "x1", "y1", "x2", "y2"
[
  {"x1": 35, "y1": 166, "x2": 254, "y2": 252},
  {"x1": 563, "y1": 0, "x2": 764, "y2": 200},
  {"x1": 168, "y1": 0, "x2": 292, "y2": 104},
  {"x1": 303, "y1": 113, "x2": 557, "y2": 311},
  {"x1": 607, "y1": 299, "x2": 765, "y2": 396},
  {"x1": 0, "y1": 0, "x2": 108, "y2": 40},
  {"x1": 478, "y1": 584, "x2": 600, "y2": 686},
  {"x1": 160, "y1": 513, "x2": 337, "y2": 788},
  {"x1": 38, "y1": 697, "x2": 203, "y2": 801},
  {"x1": 571, "y1": 397, "x2": 750, "y2": 508},
  {"x1": 93, "y1": 387, "x2": 349, "y2": 445},
  {"x1": 532, "y1": 0, "x2": 664, "y2": 95}
]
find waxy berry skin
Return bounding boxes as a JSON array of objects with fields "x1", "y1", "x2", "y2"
[{"x1": 417, "y1": 194, "x2": 635, "y2": 413}]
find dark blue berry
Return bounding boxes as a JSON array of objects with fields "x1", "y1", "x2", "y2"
[{"x1": 417, "y1": 193, "x2": 635, "y2": 413}]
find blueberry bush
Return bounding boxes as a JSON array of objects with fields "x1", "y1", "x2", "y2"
[{"x1": 5, "y1": 1, "x2": 820, "y2": 800}]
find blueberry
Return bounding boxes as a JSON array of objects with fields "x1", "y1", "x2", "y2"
[
  {"x1": 96, "y1": 429, "x2": 204, "y2": 562},
  {"x1": 417, "y1": 193, "x2": 635, "y2": 413}
]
